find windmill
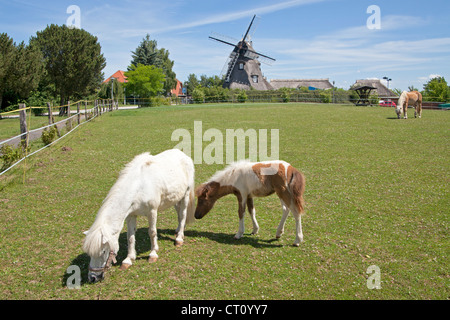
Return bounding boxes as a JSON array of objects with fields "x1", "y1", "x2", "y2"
[{"x1": 209, "y1": 15, "x2": 275, "y2": 90}]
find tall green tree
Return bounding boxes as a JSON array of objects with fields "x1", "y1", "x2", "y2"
[
  {"x1": 0, "y1": 33, "x2": 44, "y2": 111},
  {"x1": 0, "y1": 33, "x2": 16, "y2": 109},
  {"x1": 422, "y1": 76, "x2": 450, "y2": 102},
  {"x1": 125, "y1": 64, "x2": 165, "y2": 100},
  {"x1": 129, "y1": 34, "x2": 176, "y2": 95},
  {"x1": 31, "y1": 24, "x2": 106, "y2": 114},
  {"x1": 12, "y1": 41, "x2": 45, "y2": 100}
]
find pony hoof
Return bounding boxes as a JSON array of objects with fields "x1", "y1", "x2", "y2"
[
  {"x1": 148, "y1": 256, "x2": 158, "y2": 263},
  {"x1": 175, "y1": 240, "x2": 183, "y2": 247},
  {"x1": 120, "y1": 263, "x2": 132, "y2": 270},
  {"x1": 292, "y1": 243, "x2": 300, "y2": 247}
]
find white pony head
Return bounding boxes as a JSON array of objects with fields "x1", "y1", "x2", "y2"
[
  {"x1": 82, "y1": 225, "x2": 119, "y2": 283},
  {"x1": 396, "y1": 91, "x2": 407, "y2": 118}
]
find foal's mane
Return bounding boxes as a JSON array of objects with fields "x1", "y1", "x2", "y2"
[{"x1": 208, "y1": 160, "x2": 250, "y2": 184}]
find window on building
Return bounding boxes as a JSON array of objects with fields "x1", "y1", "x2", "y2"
[
  {"x1": 239, "y1": 62, "x2": 244, "y2": 70},
  {"x1": 252, "y1": 75, "x2": 258, "y2": 83}
]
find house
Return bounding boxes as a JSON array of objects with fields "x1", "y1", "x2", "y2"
[
  {"x1": 270, "y1": 79, "x2": 333, "y2": 90},
  {"x1": 103, "y1": 70, "x2": 127, "y2": 84},
  {"x1": 171, "y1": 79, "x2": 184, "y2": 96}
]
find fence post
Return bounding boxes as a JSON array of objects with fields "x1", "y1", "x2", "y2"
[
  {"x1": 84, "y1": 101, "x2": 87, "y2": 120},
  {"x1": 19, "y1": 103, "x2": 28, "y2": 148},
  {"x1": 67, "y1": 100, "x2": 72, "y2": 130},
  {"x1": 47, "y1": 102, "x2": 53, "y2": 125},
  {"x1": 77, "y1": 102, "x2": 80, "y2": 125}
]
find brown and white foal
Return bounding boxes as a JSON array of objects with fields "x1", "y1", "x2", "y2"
[{"x1": 195, "y1": 160, "x2": 306, "y2": 246}]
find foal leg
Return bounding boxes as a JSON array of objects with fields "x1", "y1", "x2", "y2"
[
  {"x1": 276, "y1": 199, "x2": 290, "y2": 239},
  {"x1": 291, "y1": 206, "x2": 304, "y2": 247},
  {"x1": 148, "y1": 209, "x2": 159, "y2": 263},
  {"x1": 174, "y1": 195, "x2": 189, "y2": 247},
  {"x1": 120, "y1": 215, "x2": 137, "y2": 270},
  {"x1": 247, "y1": 196, "x2": 259, "y2": 235},
  {"x1": 234, "y1": 196, "x2": 247, "y2": 240}
]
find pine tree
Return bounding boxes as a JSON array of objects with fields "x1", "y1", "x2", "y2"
[{"x1": 129, "y1": 34, "x2": 176, "y2": 95}]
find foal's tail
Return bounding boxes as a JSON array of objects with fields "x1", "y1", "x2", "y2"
[{"x1": 288, "y1": 168, "x2": 306, "y2": 215}]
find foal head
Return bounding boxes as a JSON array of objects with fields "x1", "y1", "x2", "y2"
[{"x1": 194, "y1": 182, "x2": 220, "y2": 219}]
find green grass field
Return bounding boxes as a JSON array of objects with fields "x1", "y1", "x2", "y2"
[{"x1": 0, "y1": 103, "x2": 448, "y2": 299}]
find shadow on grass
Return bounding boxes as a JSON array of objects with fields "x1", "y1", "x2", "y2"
[{"x1": 63, "y1": 226, "x2": 282, "y2": 287}]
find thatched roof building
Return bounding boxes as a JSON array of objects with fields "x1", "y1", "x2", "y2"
[
  {"x1": 351, "y1": 79, "x2": 397, "y2": 98},
  {"x1": 270, "y1": 79, "x2": 333, "y2": 90}
]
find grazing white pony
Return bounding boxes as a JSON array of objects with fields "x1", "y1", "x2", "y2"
[
  {"x1": 396, "y1": 91, "x2": 423, "y2": 119},
  {"x1": 195, "y1": 160, "x2": 306, "y2": 246},
  {"x1": 82, "y1": 149, "x2": 195, "y2": 282}
]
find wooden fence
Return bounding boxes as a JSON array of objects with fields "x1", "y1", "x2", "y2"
[{"x1": 0, "y1": 99, "x2": 118, "y2": 176}]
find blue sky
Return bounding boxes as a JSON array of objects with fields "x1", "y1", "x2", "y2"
[{"x1": 1, "y1": 0, "x2": 449, "y2": 90}]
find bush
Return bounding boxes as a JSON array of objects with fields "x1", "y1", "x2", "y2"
[
  {"x1": 150, "y1": 96, "x2": 171, "y2": 107},
  {"x1": 237, "y1": 90, "x2": 247, "y2": 103},
  {"x1": 192, "y1": 88, "x2": 205, "y2": 104},
  {"x1": 41, "y1": 125, "x2": 58, "y2": 145},
  {"x1": 279, "y1": 88, "x2": 291, "y2": 103},
  {"x1": 0, "y1": 142, "x2": 29, "y2": 171},
  {"x1": 319, "y1": 91, "x2": 331, "y2": 103}
]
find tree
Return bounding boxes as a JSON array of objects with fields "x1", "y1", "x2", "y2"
[
  {"x1": 129, "y1": 34, "x2": 176, "y2": 95},
  {"x1": 422, "y1": 76, "x2": 450, "y2": 102},
  {"x1": 31, "y1": 24, "x2": 106, "y2": 114},
  {"x1": 0, "y1": 33, "x2": 15, "y2": 109},
  {"x1": 184, "y1": 74, "x2": 199, "y2": 96},
  {"x1": 199, "y1": 74, "x2": 223, "y2": 88},
  {"x1": 0, "y1": 34, "x2": 44, "y2": 111},
  {"x1": 12, "y1": 41, "x2": 45, "y2": 100},
  {"x1": 124, "y1": 64, "x2": 165, "y2": 103},
  {"x1": 130, "y1": 34, "x2": 160, "y2": 67}
]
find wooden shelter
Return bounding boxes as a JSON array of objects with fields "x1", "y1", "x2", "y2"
[{"x1": 351, "y1": 84, "x2": 376, "y2": 106}]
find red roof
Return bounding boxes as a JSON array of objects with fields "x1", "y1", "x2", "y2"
[
  {"x1": 171, "y1": 79, "x2": 184, "y2": 96},
  {"x1": 103, "y1": 70, "x2": 127, "y2": 84}
]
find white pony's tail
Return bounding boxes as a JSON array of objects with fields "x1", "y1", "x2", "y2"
[{"x1": 186, "y1": 181, "x2": 196, "y2": 225}]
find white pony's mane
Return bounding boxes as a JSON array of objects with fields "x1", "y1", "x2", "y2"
[{"x1": 83, "y1": 152, "x2": 153, "y2": 257}]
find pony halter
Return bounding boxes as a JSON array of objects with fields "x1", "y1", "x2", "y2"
[{"x1": 88, "y1": 251, "x2": 117, "y2": 273}]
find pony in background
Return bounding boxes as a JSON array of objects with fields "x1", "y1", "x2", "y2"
[
  {"x1": 82, "y1": 149, "x2": 195, "y2": 282},
  {"x1": 195, "y1": 160, "x2": 306, "y2": 246},
  {"x1": 396, "y1": 91, "x2": 422, "y2": 119}
]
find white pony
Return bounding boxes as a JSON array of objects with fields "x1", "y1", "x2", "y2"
[
  {"x1": 195, "y1": 160, "x2": 306, "y2": 246},
  {"x1": 396, "y1": 91, "x2": 423, "y2": 119},
  {"x1": 82, "y1": 149, "x2": 195, "y2": 282}
]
